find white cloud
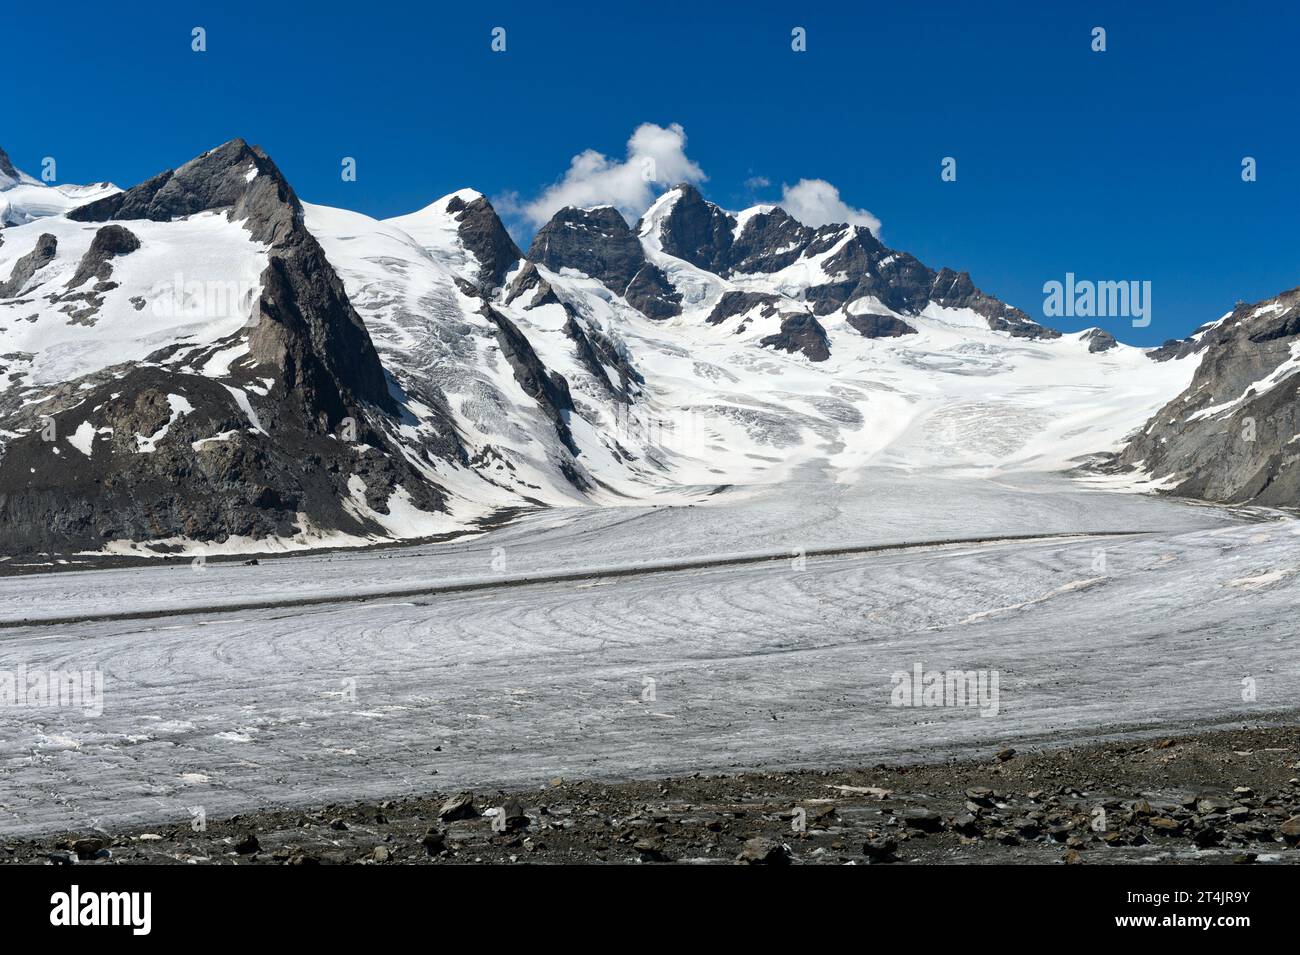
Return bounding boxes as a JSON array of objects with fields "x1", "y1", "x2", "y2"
[
  {"x1": 778, "y1": 179, "x2": 881, "y2": 235},
  {"x1": 514, "y1": 123, "x2": 706, "y2": 228}
]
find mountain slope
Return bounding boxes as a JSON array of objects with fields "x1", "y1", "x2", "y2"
[
  {"x1": 0, "y1": 140, "x2": 1223, "y2": 558},
  {"x1": 640, "y1": 184, "x2": 1057, "y2": 340},
  {"x1": 1110, "y1": 287, "x2": 1300, "y2": 505},
  {"x1": 0, "y1": 140, "x2": 456, "y2": 554}
]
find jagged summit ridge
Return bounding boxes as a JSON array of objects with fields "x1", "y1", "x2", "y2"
[
  {"x1": 0, "y1": 139, "x2": 446, "y2": 554},
  {"x1": 0, "y1": 136, "x2": 1244, "y2": 557},
  {"x1": 631, "y1": 182, "x2": 1058, "y2": 340}
]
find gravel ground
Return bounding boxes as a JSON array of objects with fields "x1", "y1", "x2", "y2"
[{"x1": 9, "y1": 722, "x2": 1299, "y2": 865}]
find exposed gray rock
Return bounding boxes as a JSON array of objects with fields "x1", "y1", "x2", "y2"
[
  {"x1": 729, "y1": 207, "x2": 816, "y2": 275},
  {"x1": 0, "y1": 233, "x2": 57, "y2": 297},
  {"x1": 0, "y1": 145, "x2": 20, "y2": 183},
  {"x1": 706, "y1": 290, "x2": 780, "y2": 325},
  {"x1": 503, "y1": 260, "x2": 559, "y2": 307},
  {"x1": 444, "y1": 193, "x2": 521, "y2": 292},
  {"x1": 846, "y1": 312, "x2": 917, "y2": 338},
  {"x1": 65, "y1": 224, "x2": 139, "y2": 289},
  {"x1": 483, "y1": 304, "x2": 580, "y2": 458},
  {"x1": 759, "y1": 313, "x2": 831, "y2": 362},
  {"x1": 527, "y1": 206, "x2": 681, "y2": 319},
  {"x1": 438, "y1": 792, "x2": 479, "y2": 821},
  {"x1": 736, "y1": 836, "x2": 791, "y2": 864},
  {"x1": 647, "y1": 186, "x2": 1057, "y2": 342},
  {"x1": 1114, "y1": 286, "x2": 1300, "y2": 506},
  {"x1": 563, "y1": 311, "x2": 625, "y2": 402},
  {"x1": 0, "y1": 140, "x2": 458, "y2": 554},
  {"x1": 1081, "y1": 328, "x2": 1118, "y2": 353},
  {"x1": 650, "y1": 183, "x2": 736, "y2": 273},
  {"x1": 71, "y1": 138, "x2": 394, "y2": 417},
  {"x1": 930, "y1": 268, "x2": 1060, "y2": 340}
]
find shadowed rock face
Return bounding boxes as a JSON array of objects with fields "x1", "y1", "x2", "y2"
[
  {"x1": 0, "y1": 139, "x2": 453, "y2": 554},
  {"x1": 652, "y1": 184, "x2": 736, "y2": 274},
  {"x1": 527, "y1": 206, "x2": 681, "y2": 319},
  {"x1": 929, "y1": 268, "x2": 1060, "y2": 340},
  {"x1": 66, "y1": 225, "x2": 139, "y2": 289},
  {"x1": 70, "y1": 138, "x2": 394, "y2": 418},
  {"x1": 706, "y1": 290, "x2": 781, "y2": 325},
  {"x1": 1081, "y1": 328, "x2": 1118, "y2": 353},
  {"x1": 642, "y1": 185, "x2": 1058, "y2": 341},
  {"x1": 0, "y1": 146, "x2": 21, "y2": 183},
  {"x1": 482, "y1": 304, "x2": 579, "y2": 457},
  {"x1": 502, "y1": 262, "x2": 640, "y2": 404},
  {"x1": 846, "y1": 313, "x2": 917, "y2": 338},
  {"x1": 0, "y1": 367, "x2": 452, "y2": 553},
  {"x1": 503, "y1": 261, "x2": 560, "y2": 308},
  {"x1": 760, "y1": 313, "x2": 831, "y2": 362},
  {"x1": 1116, "y1": 287, "x2": 1300, "y2": 505},
  {"x1": 0, "y1": 233, "x2": 57, "y2": 297},
  {"x1": 728, "y1": 207, "x2": 816, "y2": 275},
  {"x1": 445, "y1": 194, "x2": 522, "y2": 292}
]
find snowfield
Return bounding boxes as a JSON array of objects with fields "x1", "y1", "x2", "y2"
[
  {"x1": 2, "y1": 468, "x2": 1297, "y2": 838},
  {"x1": 1, "y1": 149, "x2": 1290, "y2": 840},
  {"x1": 0, "y1": 211, "x2": 268, "y2": 391},
  {"x1": 294, "y1": 188, "x2": 1208, "y2": 554}
]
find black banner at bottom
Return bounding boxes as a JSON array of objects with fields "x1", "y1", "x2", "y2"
[{"x1": 0, "y1": 861, "x2": 1282, "y2": 940}]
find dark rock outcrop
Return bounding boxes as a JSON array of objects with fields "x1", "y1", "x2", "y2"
[
  {"x1": 846, "y1": 312, "x2": 917, "y2": 338},
  {"x1": 0, "y1": 139, "x2": 451, "y2": 554},
  {"x1": 504, "y1": 261, "x2": 554, "y2": 306},
  {"x1": 1114, "y1": 287, "x2": 1300, "y2": 505},
  {"x1": 0, "y1": 366, "x2": 447, "y2": 554},
  {"x1": 483, "y1": 304, "x2": 579, "y2": 457},
  {"x1": 1081, "y1": 328, "x2": 1118, "y2": 353},
  {"x1": 930, "y1": 268, "x2": 1060, "y2": 340},
  {"x1": 760, "y1": 313, "x2": 831, "y2": 362},
  {"x1": 1147, "y1": 336, "x2": 1205, "y2": 363},
  {"x1": 445, "y1": 193, "x2": 522, "y2": 292},
  {"x1": 0, "y1": 233, "x2": 57, "y2": 297},
  {"x1": 651, "y1": 184, "x2": 736, "y2": 274},
  {"x1": 527, "y1": 206, "x2": 681, "y2": 319},
  {"x1": 71, "y1": 138, "x2": 394, "y2": 419},
  {"x1": 728, "y1": 207, "x2": 816, "y2": 275},
  {"x1": 66, "y1": 225, "x2": 140, "y2": 289},
  {"x1": 642, "y1": 187, "x2": 1059, "y2": 342},
  {"x1": 0, "y1": 146, "x2": 20, "y2": 183},
  {"x1": 706, "y1": 290, "x2": 780, "y2": 325}
]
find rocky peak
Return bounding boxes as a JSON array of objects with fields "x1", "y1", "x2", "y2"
[
  {"x1": 69, "y1": 138, "x2": 300, "y2": 245},
  {"x1": 1115, "y1": 286, "x2": 1300, "y2": 506},
  {"x1": 728, "y1": 207, "x2": 816, "y2": 275},
  {"x1": 69, "y1": 138, "x2": 394, "y2": 417},
  {"x1": 929, "y1": 267, "x2": 1060, "y2": 340},
  {"x1": 1080, "y1": 328, "x2": 1118, "y2": 353},
  {"x1": 528, "y1": 206, "x2": 681, "y2": 319},
  {"x1": 444, "y1": 193, "x2": 522, "y2": 292},
  {"x1": 647, "y1": 183, "x2": 736, "y2": 274},
  {"x1": 0, "y1": 145, "x2": 21, "y2": 184}
]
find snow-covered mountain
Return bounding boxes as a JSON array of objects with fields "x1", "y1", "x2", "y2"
[
  {"x1": 0, "y1": 146, "x2": 118, "y2": 227},
  {"x1": 0, "y1": 139, "x2": 1223, "y2": 557},
  {"x1": 1105, "y1": 286, "x2": 1300, "y2": 504}
]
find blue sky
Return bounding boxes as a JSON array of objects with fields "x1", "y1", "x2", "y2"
[{"x1": 8, "y1": 0, "x2": 1298, "y2": 344}]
